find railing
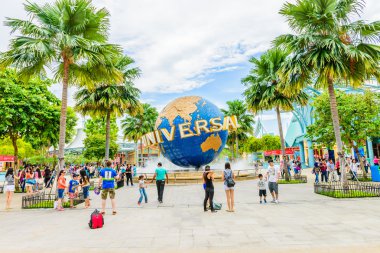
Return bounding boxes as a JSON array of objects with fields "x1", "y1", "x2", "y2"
[
  {"x1": 314, "y1": 181, "x2": 380, "y2": 198},
  {"x1": 131, "y1": 169, "x2": 259, "y2": 184},
  {"x1": 22, "y1": 192, "x2": 85, "y2": 209}
]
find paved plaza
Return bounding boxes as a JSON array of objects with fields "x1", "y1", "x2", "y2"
[{"x1": 1, "y1": 173, "x2": 380, "y2": 253}]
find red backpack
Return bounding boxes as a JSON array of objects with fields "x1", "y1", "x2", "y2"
[{"x1": 89, "y1": 209, "x2": 104, "y2": 229}]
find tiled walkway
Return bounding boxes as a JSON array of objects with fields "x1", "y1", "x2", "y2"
[{"x1": 0, "y1": 176, "x2": 379, "y2": 253}]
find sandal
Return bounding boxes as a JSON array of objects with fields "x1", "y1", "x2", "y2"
[
  {"x1": 112, "y1": 211, "x2": 117, "y2": 215},
  {"x1": 100, "y1": 211, "x2": 105, "y2": 215}
]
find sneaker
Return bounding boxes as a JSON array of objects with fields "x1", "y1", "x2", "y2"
[
  {"x1": 137, "y1": 202, "x2": 141, "y2": 206},
  {"x1": 271, "y1": 200, "x2": 276, "y2": 203},
  {"x1": 211, "y1": 210, "x2": 217, "y2": 213},
  {"x1": 275, "y1": 200, "x2": 279, "y2": 204},
  {"x1": 260, "y1": 200, "x2": 262, "y2": 204},
  {"x1": 264, "y1": 199, "x2": 267, "y2": 203}
]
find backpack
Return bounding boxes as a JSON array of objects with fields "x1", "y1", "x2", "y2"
[
  {"x1": 224, "y1": 170, "x2": 235, "y2": 187},
  {"x1": 213, "y1": 202, "x2": 222, "y2": 210},
  {"x1": 89, "y1": 209, "x2": 104, "y2": 229}
]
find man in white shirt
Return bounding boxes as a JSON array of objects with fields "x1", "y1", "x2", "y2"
[
  {"x1": 327, "y1": 159, "x2": 337, "y2": 182},
  {"x1": 266, "y1": 159, "x2": 280, "y2": 204}
]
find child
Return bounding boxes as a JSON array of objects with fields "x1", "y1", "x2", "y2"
[
  {"x1": 57, "y1": 170, "x2": 67, "y2": 211},
  {"x1": 257, "y1": 174, "x2": 267, "y2": 204},
  {"x1": 79, "y1": 169, "x2": 91, "y2": 209},
  {"x1": 68, "y1": 173, "x2": 79, "y2": 208},
  {"x1": 137, "y1": 175, "x2": 148, "y2": 205}
]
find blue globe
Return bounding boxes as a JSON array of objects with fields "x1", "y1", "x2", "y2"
[{"x1": 155, "y1": 96, "x2": 228, "y2": 168}]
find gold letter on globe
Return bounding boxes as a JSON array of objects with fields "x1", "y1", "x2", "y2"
[
  {"x1": 195, "y1": 119, "x2": 210, "y2": 135},
  {"x1": 179, "y1": 123, "x2": 194, "y2": 138}
]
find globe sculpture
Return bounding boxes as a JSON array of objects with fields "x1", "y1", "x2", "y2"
[{"x1": 155, "y1": 96, "x2": 228, "y2": 168}]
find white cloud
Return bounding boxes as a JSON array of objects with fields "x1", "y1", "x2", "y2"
[{"x1": 1, "y1": 0, "x2": 379, "y2": 96}]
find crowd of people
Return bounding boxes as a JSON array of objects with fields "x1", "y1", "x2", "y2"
[{"x1": 312, "y1": 156, "x2": 373, "y2": 183}]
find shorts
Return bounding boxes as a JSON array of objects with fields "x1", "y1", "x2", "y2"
[
  {"x1": 83, "y1": 186, "x2": 90, "y2": 199},
  {"x1": 259, "y1": 189, "x2": 267, "y2": 197},
  {"x1": 224, "y1": 184, "x2": 234, "y2": 190},
  {"x1": 5, "y1": 185, "x2": 15, "y2": 192},
  {"x1": 58, "y1": 189, "x2": 65, "y2": 199},
  {"x1": 101, "y1": 188, "x2": 116, "y2": 200},
  {"x1": 69, "y1": 192, "x2": 77, "y2": 199},
  {"x1": 268, "y1": 182, "x2": 278, "y2": 194},
  {"x1": 25, "y1": 183, "x2": 33, "y2": 187}
]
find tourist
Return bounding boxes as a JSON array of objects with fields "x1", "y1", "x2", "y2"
[
  {"x1": 68, "y1": 173, "x2": 80, "y2": 208},
  {"x1": 98, "y1": 160, "x2": 119, "y2": 215},
  {"x1": 151, "y1": 162, "x2": 168, "y2": 203},
  {"x1": 320, "y1": 160, "x2": 328, "y2": 182},
  {"x1": 34, "y1": 168, "x2": 42, "y2": 192},
  {"x1": 336, "y1": 159, "x2": 341, "y2": 181},
  {"x1": 292, "y1": 161, "x2": 297, "y2": 175},
  {"x1": 203, "y1": 165, "x2": 216, "y2": 212},
  {"x1": 137, "y1": 175, "x2": 148, "y2": 205},
  {"x1": 44, "y1": 166, "x2": 52, "y2": 188},
  {"x1": 374, "y1": 156, "x2": 379, "y2": 166},
  {"x1": 267, "y1": 160, "x2": 280, "y2": 204},
  {"x1": 364, "y1": 158, "x2": 370, "y2": 174},
  {"x1": 351, "y1": 159, "x2": 359, "y2": 180},
  {"x1": 79, "y1": 169, "x2": 91, "y2": 208},
  {"x1": 222, "y1": 162, "x2": 235, "y2": 211},
  {"x1": 25, "y1": 167, "x2": 35, "y2": 195},
  {"x1": 257, "y1": 173, "x2": 267, "y2": 204},
  {"x1": 126, "y1": 164, "x2": 133, "y2": 186},
  {"x1": 313, "y1": 159, "x2": 321, "y2": 183},
  {"x1": 57, "y1": 170, "x2": 67, "y2": 211},
  {"x1": 19, "y1": 169, "x2": 26, "y2": 193},
  {"x1": 327, "y1": 159, "x2": 337, "y2": 182},
  {"x1": 4, "y1": 168, "x2": 20, "y2": 209}
]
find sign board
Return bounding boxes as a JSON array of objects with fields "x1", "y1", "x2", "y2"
[
  {"x1": 0, "y1": 155, "x2": 15, "y2": 162},
  {"x1": 264, "y1": 147, "x2": 300, "y2": 156}
]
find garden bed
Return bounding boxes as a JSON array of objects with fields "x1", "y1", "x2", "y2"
[
  {"x1": 314, "y1": 182, "x2": 380, "y2": 198},
  {"x1": 278, "y1": 175, "x2": 307, "y2": 184},
  {"x1": 22, "y1": 192, "x2": 85, "y2": 209}
]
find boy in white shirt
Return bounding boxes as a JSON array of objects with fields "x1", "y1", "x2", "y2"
[
  {"x1": 257, "y1": 174, "x2": 267, "y2": 204},
  {"x1": 267, "y1": 159, "x2": 280, "y2": 204}
]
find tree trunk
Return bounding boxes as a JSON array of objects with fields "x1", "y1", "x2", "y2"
[
  {"x1": 105, "y1": 111, "x2": 111, "y2": 160},
  {"x1": 135, "y1": 141, "x2": 138, "y2": 166},
  {"x1": 327, "y1": 81, "x2": 346, "y2": 184},
  {"x1": 235, "y1": 134, "x2": 239, "y2": 160},
  {"x1": 58, "y1": 58, "x2": 70, "y2": 170},
  {"x1": 276, "y1": 106, "x2": 289, "y2": 181},
  {"x1": 140, "y1": 139, "x2": 144, "y2": 167},
  {"x1": 11, "y1": 134, "x2": 18, "y2": 169},
  {"x1": 354, "y1": 145, "x2": 367, "y2": 179}
]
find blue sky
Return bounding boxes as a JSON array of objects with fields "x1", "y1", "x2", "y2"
[{"x1": 0, "y1": 0, "x2": 379, "y2": 135}]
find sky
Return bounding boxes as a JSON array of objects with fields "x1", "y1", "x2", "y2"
[{"x1": 1, "y1": 0, "x2": 379, "y2": 135}]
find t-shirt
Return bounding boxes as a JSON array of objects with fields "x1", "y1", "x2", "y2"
[
  {"x1": 100, "y1": 168, "x2": 117, "y2": 189},
  {"x1": 267, "y1": 165, "x2": 279, "y2": 183},
  {"x1": 155, "y1": 167, "x2": 167, "y2": 181},
  {"x1": 327, "y1": 162, "x2": 335, "y2": 171},
  {"x1": 68, "y1": 179, "x2": 79, "y2": 193},
  {"x1": 139, "y1": 180, "x2": 145, "y2": 188},
  {"x1": 6, "y1": 175, "x2": 14, "y2": 185},
  {"x1": 257, "y1": 179, "x2": 266, "y2": 190}
]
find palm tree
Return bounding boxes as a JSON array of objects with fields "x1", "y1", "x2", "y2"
[
  {"x1": 221, "y1": 100, "x2": 254, "y2": 160},
  {"x1": 243, "y1": 48, "x2": 309, "y2": 180},
  {"x1": 75, "y1": 55, "x2": 141, "y2": 160},
  {"x1": 275, "y1": 0, "x2": 380, "y2": 183},
  {"x1": 0, "y1": 0, "x2": 122, "y2": 169},
  {"x1": 122, "y1": 103, "x2": 158, "y2": 166}
]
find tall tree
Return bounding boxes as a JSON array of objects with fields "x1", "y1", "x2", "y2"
[
  {"x1": 83, "y1": 117, "x2": 119, "y2": 162},
  {"x1": 75, "y1": 55, "x2": 141, "y2": 160},
  {"x1": 243, "y1": 135, "x2": 282, "y2": 153},
  {"x1": 307, "y1": 91, "x2": 380, "y2": 178},
  {"x1": 221, "y1": 100, "x2": 254, "y2": 159},
  {"x1": 0, "y1": 69, "x2": 69, "y2": 168},
  {"x1": 122, "y1": 103, "x2": 158, "y2": 166},
  {"x1": 275, "y1": 0, "x2": 380, "y2": 183},
  {"x1": 243, "y1": 48, "x2": 308, "y2": 180},
  {"x1": 1, "y1": 0, "x2": 122, "y2": 169}
]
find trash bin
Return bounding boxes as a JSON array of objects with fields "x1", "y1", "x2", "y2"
[{"x1": 370, "y1": 166, "x2": 380, "y2": 182}]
